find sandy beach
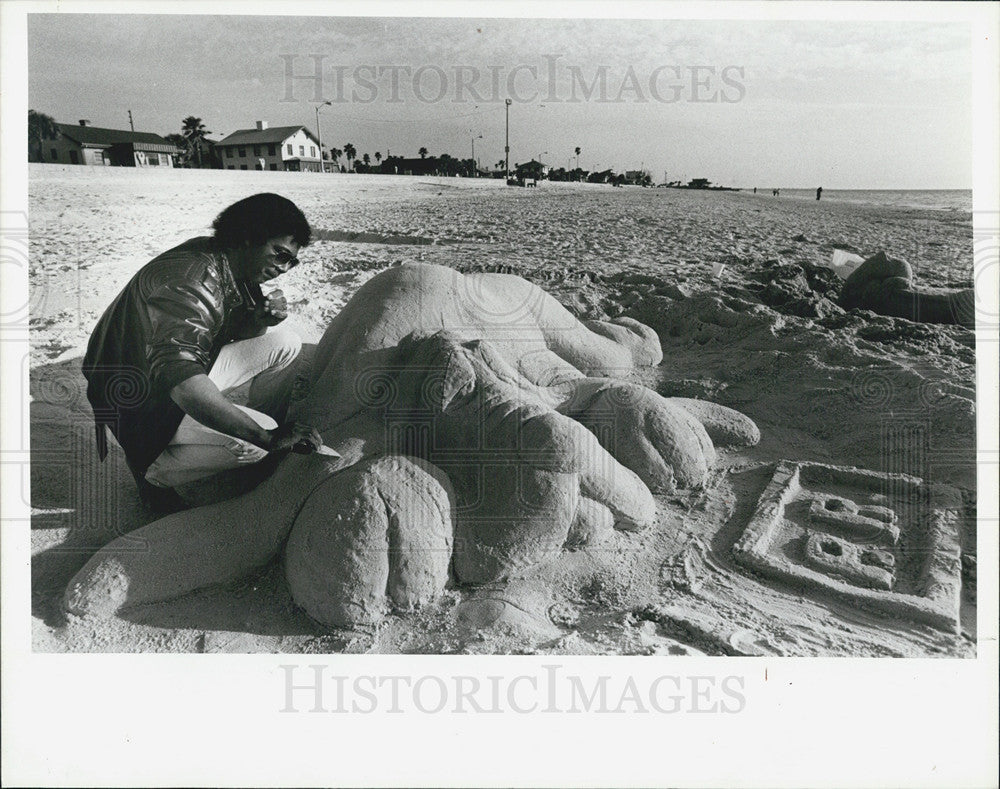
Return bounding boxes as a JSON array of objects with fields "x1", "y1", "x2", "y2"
[{"x1": 28, "y1": 165, "x2": 977, "y2": 656}]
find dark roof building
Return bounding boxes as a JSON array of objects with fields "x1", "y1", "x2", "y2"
[
  {"x1": 514, "y1": 159, "x2": 548, "y2": 179},
  {"x1": 378, "y1": 155, "x2": 440, "y2": 175},
  {"x1": 45, "y1": 120, "x2": 181, "y2": 167},
  {"x1": 56, "y1": 123, "x2": 177, "y2": 149},
  {"x1": 587, "y1": 169, "x2": 615, "y2": 183}
]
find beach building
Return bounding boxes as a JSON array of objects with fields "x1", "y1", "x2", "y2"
[
  {"x1": 47, "y1": 121, "x2": 181, "y2": 167},
  {"x1": 587, "y1": 169, "x2": 615, "y2": 184},
  {"x1": 216, "y1": 122, "x2": 323, "y2": 171},
  {"x1": 514, "y1": 159, "x2": 548, "y2": 180},
  {"x1": 623, "y1": 170, "x2": 653, "y2": 186},
  {"x1": 378, "y1": 155, "x2": 441, "y2": 176}
]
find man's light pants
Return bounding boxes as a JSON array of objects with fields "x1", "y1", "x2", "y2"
[{"x1": 145, "y1": 326, "x2": 301, "y2": 488}]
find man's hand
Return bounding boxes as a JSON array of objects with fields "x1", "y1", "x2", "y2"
[
  {"x1": 255, "y1": 289, "x2": 288, "y2": 326},
  {"x1": 171, "y1": 376, "x2": 322, "y2": 455},
  {"x1": 266, "y1": 421, "x2": 324, "y2": 454}
]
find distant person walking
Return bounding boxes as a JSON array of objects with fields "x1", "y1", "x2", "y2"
[
  {"x1": 816, "y1": 186, "x2": 823, "y2": 201},
  {"x1": 753, "y1": 187, "x2": 757, "y2": 194}
]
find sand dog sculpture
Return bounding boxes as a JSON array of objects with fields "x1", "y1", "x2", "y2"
[
  {"x1": 65, "y1": 263, "x2": 760, "y2": 629},
  {"x1": 837, "y1": 251, "x2": 975, "y2": 328}
]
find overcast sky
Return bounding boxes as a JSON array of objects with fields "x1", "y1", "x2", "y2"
[{"x1": 28, "y1": 14, "x2": 972, "y2": 188}]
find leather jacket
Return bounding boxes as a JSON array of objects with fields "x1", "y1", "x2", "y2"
[{"x1": 83, "y1": 237, "x2": 266, "y2": 480}]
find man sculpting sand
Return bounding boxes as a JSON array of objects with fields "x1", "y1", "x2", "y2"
[{"x1": 83, "y1": 193, "x2": 323, "y2": 513}]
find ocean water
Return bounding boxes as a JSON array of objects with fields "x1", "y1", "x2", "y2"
[{"x1": 770, "y1": 189, "x2": 972, "y2": 212}]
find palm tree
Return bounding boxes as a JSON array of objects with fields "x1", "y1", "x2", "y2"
[
  {"x1": 28, "y1": 110, "x2": 59, "y2": 162},
  {"x1": 181, "y1": 116, "x2": 210, "y2": 167},
  {"x1": 362, "y1": 153, "x2": 371, "y2": 168},
  {"x1": 343, "y1": 143, "x2": 356, "y2": 169},
  {"x1": 418, "y1": 147, "x2": 428, "y2": 159},
  {"x1": 330, "y1": 148, "x2": 342, "y2": 168},
  {"x1": 374, "y1": 151, "x2": 382, "y2": 165}
]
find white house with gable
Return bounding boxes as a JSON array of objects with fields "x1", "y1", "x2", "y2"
[{"x1": 217, "y1": 121, "x2": 323, "y2": 172}]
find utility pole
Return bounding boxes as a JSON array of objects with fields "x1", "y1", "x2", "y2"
[
  {"x1": 315, "y1": 100, "x2": 332, "y2": 173},
  {"x1": 127, "y1": 110, "x2": 134, "y2": 132},
  {"x1": 504, "y1": 98, "x2": 512, "y2": 179}
]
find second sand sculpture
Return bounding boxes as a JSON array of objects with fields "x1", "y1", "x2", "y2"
[{"x1": 65, "y1": 263, "x2": 760, "y2": 628}]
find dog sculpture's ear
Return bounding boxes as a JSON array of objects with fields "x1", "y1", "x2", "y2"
[
  {"x1": 395, "y1": 330, "x2": 478, "y2": 412},
  {"x1": 435, "y1": 350, "x2": 477, "y2": 411}
]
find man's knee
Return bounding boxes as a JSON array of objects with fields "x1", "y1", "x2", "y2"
[
  {"x1": 145, "y1": 406, "x2": 276, "y2": 488},
  {"x1": 264, "y1": 326, "x2": 302, "y2": 370}
]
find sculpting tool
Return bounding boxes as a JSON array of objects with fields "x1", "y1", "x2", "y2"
[{"x1": 293, "y1": 441, "x2": 340, "y2": 457}]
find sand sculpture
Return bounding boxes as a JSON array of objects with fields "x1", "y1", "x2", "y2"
[
  {"x1": 732, "y1": 461, "x2": 962, "y2": 633},
  {"x1": 64, "y1": 263, "x2": 760, "y2": 628},
  {"x1": 838, "y1": 251, "x2": 975, "y2": 328}
]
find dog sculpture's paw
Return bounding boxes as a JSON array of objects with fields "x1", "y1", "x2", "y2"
[{"x1": 284, "y1": 455, "x2": 454, "y2": 629}]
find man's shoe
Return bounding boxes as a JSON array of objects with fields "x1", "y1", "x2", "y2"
[{"x1": 137, "y1": 480, "x2": 189, "y2": 514}]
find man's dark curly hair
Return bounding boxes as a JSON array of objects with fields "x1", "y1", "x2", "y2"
[{"x1": 212, "y1": 193, "x2": 311, "y2": 249}]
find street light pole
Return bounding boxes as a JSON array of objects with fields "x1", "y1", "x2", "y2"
[
  {"x1": 504, "y1": 98, "x2": 512, "y2": 179},
  {"x1": 471, "y1": 132, "x2": 482, "y2": 176},
  {"x1": 315, "y1": 100, "x2": 332, "y2": 173}
]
